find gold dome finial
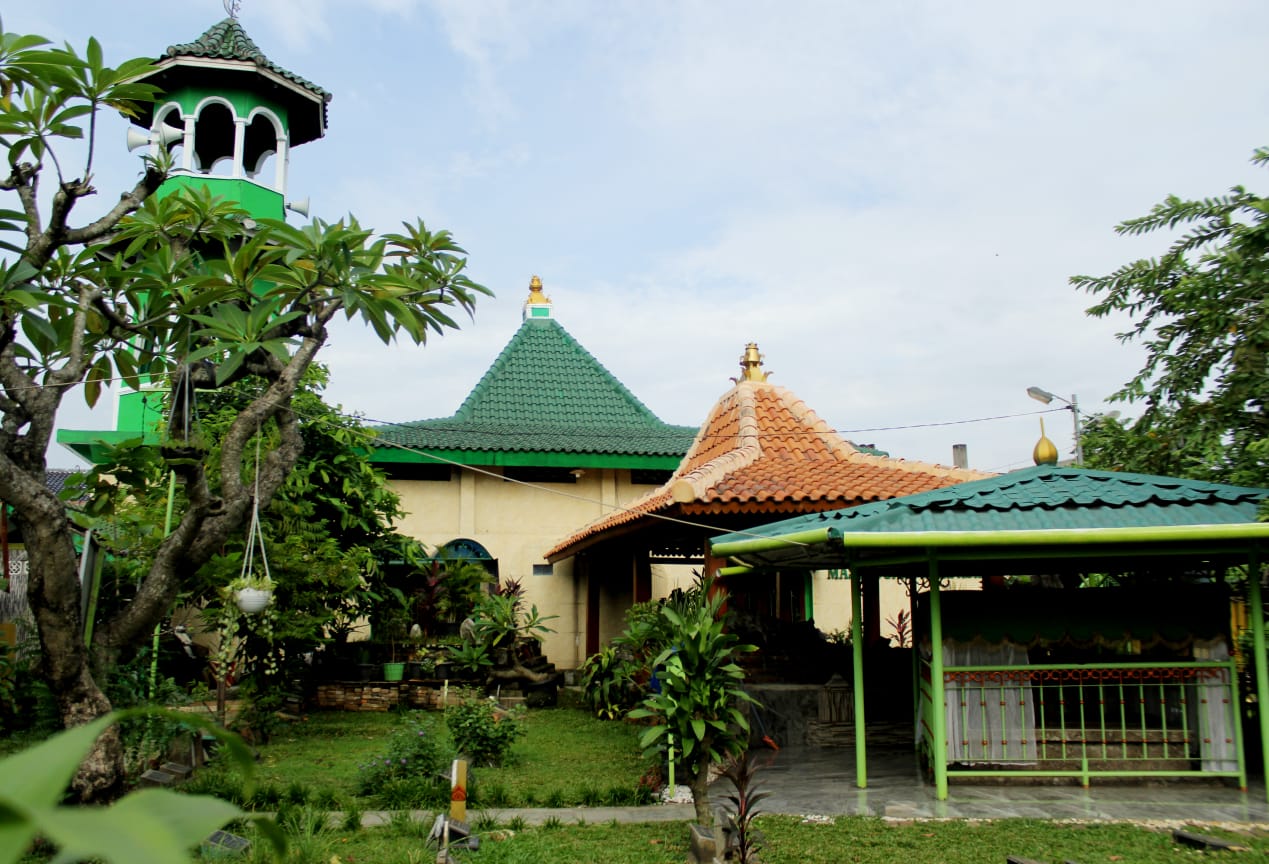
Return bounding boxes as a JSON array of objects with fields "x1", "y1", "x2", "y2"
[
  {"x1": 734, "y1": 342, "x2": 769, "y2": 383},
  {"x1": 1033, "y1": 417, "x2": 1059, "y2": 466},
  {"x1": 526, "y1": 275, "x2": 550, "y2": 305}
]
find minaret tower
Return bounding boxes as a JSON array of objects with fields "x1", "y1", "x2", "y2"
[
  {"x1": 125, "y1": 5, "x2": 330, "y2": 221},
  {"x1": 107, "y1": 9, "x2": 331, "y2": 448}
]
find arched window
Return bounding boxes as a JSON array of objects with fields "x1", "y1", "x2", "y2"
[{"x1": 192, "y1": 100, "x2": 236, "y2": 177}]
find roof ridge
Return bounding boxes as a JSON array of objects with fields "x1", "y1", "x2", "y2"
[{"x1": 669, "y1": 382, "x2": 765, "y2": 502}]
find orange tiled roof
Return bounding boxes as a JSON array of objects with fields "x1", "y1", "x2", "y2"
[{"x1": 545, "y1": 379, "x2": 991, "y2": 561}]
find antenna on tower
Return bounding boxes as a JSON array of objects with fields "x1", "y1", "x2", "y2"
[{"x1": 223, "y1": 0, "x2": 243, "y2": 18}]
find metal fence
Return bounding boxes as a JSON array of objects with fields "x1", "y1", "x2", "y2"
[{"x1": 919, "y1": 660, "x2": 1245, "y2": 788}]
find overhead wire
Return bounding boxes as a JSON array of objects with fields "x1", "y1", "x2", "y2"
[{"x1": 29, "y1": 372, "x2": 1075, "y2": 552}]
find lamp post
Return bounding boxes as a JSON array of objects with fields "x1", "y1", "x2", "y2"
[{"x1": 1026, "y1": 386, "x2": 1082, "y2": 465}]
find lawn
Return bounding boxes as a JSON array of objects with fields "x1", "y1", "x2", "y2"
[
  {"x1": 185, "y1": 698, "x2": 654, "y2": 810},
  {"x1": 224, "y1": 810, "x2": 1269, "y2": 864}
]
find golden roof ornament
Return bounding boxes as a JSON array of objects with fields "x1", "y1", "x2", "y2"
[
  {"x1": 1032, "y1": 417, "x2": 1059, "y2": 466},
  {"x1": 732, "y1": 342, "x2": 770, "y2": 383},
  {"x1": 526, "y1": 274, "x2": 551, "y2": 306}
]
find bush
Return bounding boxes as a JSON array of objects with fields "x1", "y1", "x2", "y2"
[
  {"x1": 444, "y1": 693, "x2": 525, "y2": 767},
  {"x1": 580, "y1": 646, "x2": 641, "y2": 719},
  {"x1": 354, "y1": 712, "x2": 451, "y2": 799}
]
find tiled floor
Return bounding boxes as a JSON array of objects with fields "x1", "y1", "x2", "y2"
[{"x1": 745, "y1": 744, "x2": 1269, "y2": 822}]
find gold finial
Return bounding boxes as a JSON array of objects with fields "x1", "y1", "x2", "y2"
[
  {"x1": 1033, "y1": 417, "x2": 1059, "y2": 466},
  {"x1": 733, "y1": 342, "x2": 769, "y2": 383},
  {"x1": 526, "y1": 274, "x2": 550, "y2": 306}
]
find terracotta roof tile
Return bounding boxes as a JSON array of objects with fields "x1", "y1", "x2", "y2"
[{"x1": 546, "y1": 379, "x2": 990, "y2": 560}]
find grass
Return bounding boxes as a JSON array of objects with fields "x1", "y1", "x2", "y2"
[
  {"x1": 485, "y1": 704, "x2": 649, "y2": 805},
  {"x1": 753, "y1": 816, "x2": 1269, "y2": 864},
  {"x1": 206, "y1": 813, "x2": 1269, "y2": 864},
  {"x1": 186, "y1": 699, "x2": 651, "y2": 810}
]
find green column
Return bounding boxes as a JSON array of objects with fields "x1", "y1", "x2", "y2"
[
  {"x1": 928, "y1": 558, "x2": 948, "y2": 800},
  {"x1": 1248, "y1": 549, "x2": 1269, "y2": 804},
  {"x1": 804, "y1": 571, "x2": 814, "y2": 622},
  {"x1": 910, "y1": 576, "x2": 920, "y2": 745},
  {"x1": 851, "y1": 569, "x2": 867, "y2": 789}
]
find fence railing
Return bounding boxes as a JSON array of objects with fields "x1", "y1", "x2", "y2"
[{"x1": 918, "y1": 660, "x2": 1245, "y2": 789}]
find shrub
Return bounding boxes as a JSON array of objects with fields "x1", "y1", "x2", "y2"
[
  {"x1": 354, "y1": 711, "x2": 451, "y2": 799},
  {"x1": 444, "y1": 693, "x2": 525, "y2": 767},
  {"x1": 580, "y1": 646, "x2": 641, "y2": 719}
]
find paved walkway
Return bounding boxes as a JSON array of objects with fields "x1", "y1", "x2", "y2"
[
  {"x1": 360, "y1": 743, "x2": 1269, "y2": 827},
  {"x1": 754, "y1": 744, "x2": 1269, "y2": 823}
]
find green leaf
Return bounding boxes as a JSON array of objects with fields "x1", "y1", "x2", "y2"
[{"x1": 37, "y1": 791, "x2": 246, "y2": 864}]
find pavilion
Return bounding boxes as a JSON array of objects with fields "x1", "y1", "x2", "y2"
[{"x1": 711, "y1": 462, "x2": 1269, "y2": 800}]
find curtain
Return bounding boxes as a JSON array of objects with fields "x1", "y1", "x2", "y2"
[
  {"x1": 1193, "y1": 638, "x2": 1237, "y2": 773},
  {"x1": 944, "y1": 640, "x2": 1037, "y2": 764}
]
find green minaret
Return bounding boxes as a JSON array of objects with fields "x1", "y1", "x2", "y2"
[
  {"x1": 59, "y1": 14, "x2": 331, "y2": 461},
  {"x1": 127, "y1": 14, "x2": 331, "y2": 220}
]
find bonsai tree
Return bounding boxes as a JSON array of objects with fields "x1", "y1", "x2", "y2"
[{"x1": 450, "y1": 588, "x2": 557, "y2": 687}]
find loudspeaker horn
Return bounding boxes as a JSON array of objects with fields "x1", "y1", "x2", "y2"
[
  {"x1": 156, "y1": 125, "x2": 184, "y2": 146},
  {"x1": 286, "y1": 197, "x2": 310, "y2": 217},
  {"x1": 125, "y1": 128, "x2": 151, "y2": 152},
  {"x1": 126, "y1": 125, "x2": 183, "y2": 151}
]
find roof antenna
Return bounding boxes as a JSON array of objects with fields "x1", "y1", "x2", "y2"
[{"x1": 224, "y1": 0, "x2": 242, "y2": 18}]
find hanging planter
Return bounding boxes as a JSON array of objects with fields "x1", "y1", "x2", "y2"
[{"x1": 234, "y1": 585, "x2": 273, "y2": 615}]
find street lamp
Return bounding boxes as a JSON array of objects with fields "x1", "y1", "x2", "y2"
[{"x1": 1027, "y1": 386, "x2": 1082, "y2": 465}]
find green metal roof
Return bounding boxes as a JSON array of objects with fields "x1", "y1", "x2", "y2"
[
  {"x1": 711, "y1": 465, "x2": 1269, "y2": 575},
  {"x1": 373, "y1": 317, "x2": 697, "y2": 465},
  {"x1": 135, "y1": 18, "x2": 331, "y2": 144}
]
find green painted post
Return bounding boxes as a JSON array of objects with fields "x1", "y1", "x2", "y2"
[
  {"x1": 1247, "y1": 550, "x2": 1269, "y2": 804},
  {"x1": 910, "y1": 576, "x2": 920, "y2": 745},
  {"x1": 804, "y1": 571, "x2": 814, "y2": 622},
  {"x1": 851, "y1": 569, "x2": 867, "y2": 789},
  {"x1": 928, "y1": 559, "x2": 948, "y2": 800}
]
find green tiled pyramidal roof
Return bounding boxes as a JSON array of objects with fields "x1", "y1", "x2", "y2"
[
  {"x1": 375, "y1": 317, "x2": 698, "y2": 463},
  {"x1": 162, "y1": 18, "x2": 330, "y2": 101},
  {"x1": 135, "y1": 18, "x2": 331, "y2": 145}
]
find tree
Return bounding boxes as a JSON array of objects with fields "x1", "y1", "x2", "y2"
[
  {"x1": 1073, "y1": 148, "x2": 1269, "y2": 486},
  {"x1": 0, "y1": 26, "x2": 489, "y2": 800},
  {"x1": 629, "y1": 579, "x2": 756, "y2": 825}
]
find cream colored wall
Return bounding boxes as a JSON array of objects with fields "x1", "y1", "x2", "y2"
[
  {"x1": 391, "y1": 466, "x2": 663, "y2": 669},
  {"x1": 813, "y1": 574, "x2": 981, "y2": 645}
]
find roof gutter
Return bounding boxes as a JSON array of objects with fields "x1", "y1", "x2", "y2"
[
  {"x1": 710, "y1": 526, "x2": 840, "y2": 558},
  {"x1": 712, "y1": 522, "x2": 1269, "y2": 560}
]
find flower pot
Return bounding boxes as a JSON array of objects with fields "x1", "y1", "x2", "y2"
[
  {"x1": 234, "y1": 587, "x2": 272, "y2": 614},
  {"x1": 382, "y1": 662, "x2": 406, "y2": 682}
]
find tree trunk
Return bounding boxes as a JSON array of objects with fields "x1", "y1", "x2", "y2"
[
  {"x1": 690, "y1": 742, "x2": 715, "y2": 825},
  {"x1": 13, "y1": 489, "x2": 124, "y2": 801}
]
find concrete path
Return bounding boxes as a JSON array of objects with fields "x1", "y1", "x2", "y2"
[{"x1": 357, "y1": 743, "x2": 1269, "y2": 828}]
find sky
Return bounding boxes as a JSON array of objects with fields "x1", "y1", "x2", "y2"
[{"x1": 11, "y1": 1, "x2": 1269, "y2": 474}]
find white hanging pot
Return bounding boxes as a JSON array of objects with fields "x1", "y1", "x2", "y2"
[{"x1": 235, "y1": 587, "x2": 273, "y2": 615}]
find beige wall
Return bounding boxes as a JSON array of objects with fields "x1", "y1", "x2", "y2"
[
  {"x1": 811, "y1": 574, "x2": 981, "y2": 645},
  {"x1": 391, "y1": 466, "x2": 662, "y2": 669},
  {"x1": 392, "y1": 467, "x2": 980, "y2": 667}
]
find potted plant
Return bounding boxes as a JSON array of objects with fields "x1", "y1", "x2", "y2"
[
  {"x1": 378, "y1": 586, "x2": 414, "y2": 682},
  {"x1": 229, "y1": 573, "x2": 274, "y2": 615}
]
